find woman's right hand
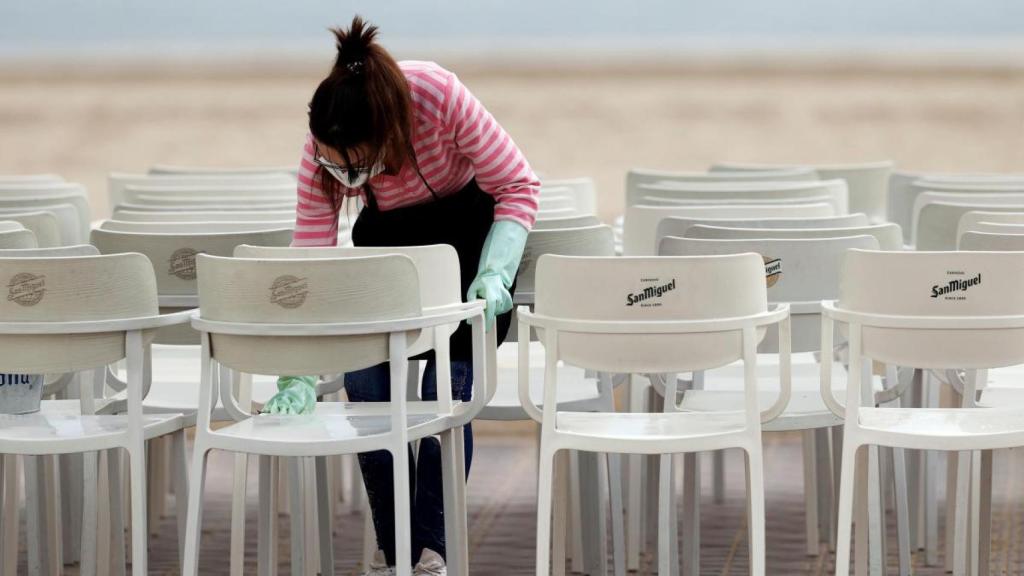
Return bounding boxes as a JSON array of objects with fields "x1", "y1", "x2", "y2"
[{"x1": 263, "y1": 375, "x2": 318, "y2": 415}]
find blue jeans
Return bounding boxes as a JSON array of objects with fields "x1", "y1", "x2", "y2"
[{"x1": 344, "y1": 359, "x2": 473, "y2": 566}]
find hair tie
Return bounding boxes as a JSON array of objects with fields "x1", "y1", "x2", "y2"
[{"x1": 345, "y1": 60, "x2": 365, "y2": 75}]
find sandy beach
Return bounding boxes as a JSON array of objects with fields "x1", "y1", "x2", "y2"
[{"x1": 2, "y1": 61, "x2": 1023, "y2": 221}]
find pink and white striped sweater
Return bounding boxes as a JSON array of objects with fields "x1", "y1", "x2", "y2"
[{"x1": 293, "y1": 60, "x2": 541, "y2": 247}]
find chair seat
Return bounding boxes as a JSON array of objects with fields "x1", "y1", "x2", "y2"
[
  {"x1": 485, "y1": 343, "x2": 605, "y2": 420},
  {"x1": 206, "y1": 401, "x2": 455, "y2": 457},
  {"x1": 680, "y1": 389, "x2": 841, "y2": 432},
  {"x1": 0, "y1": 399, "x2": 184, "y2": 454},
  {"x1": 555, "y1": 410, "x2": 748, "y2": 451},
  {"x1": 704, "y1": 352, "x2": 884, "y2": 392},
  {"x1": 858, "y1": 407, "x2": 1024, "y2": 450},
  {"x1": 978, "y1": 387, "x2": 1024, "y2": 408},
  {"x1": 982, "y1": 365, "x2": 1024, "y2": 390}
]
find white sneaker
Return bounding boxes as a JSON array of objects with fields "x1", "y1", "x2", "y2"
[
  {"x1": 364, "y1": 550, "x2": 396, "y2": 576},
  {"x1": 413, "y1": 548, "x2": 447, "y2": 576}
]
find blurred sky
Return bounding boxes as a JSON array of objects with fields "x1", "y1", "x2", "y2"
[{"x1": 2, "y1": 0, "x2": 1024, "y2": 60}]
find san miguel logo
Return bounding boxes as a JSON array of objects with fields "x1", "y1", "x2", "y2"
[
  {"x1": 931, "y1": 271, "x2": 981, "y2": 300},
  {"x1": 7, "y1": 273, "x2": 45, "y2": 307},
  {"x1": 270, "y1": 275, "x2": 309, "y2": 309},
  {"x1": 626, "y1": 278, "x2": 676, "y2": 307},
  {"x1": 763, "y1": 256, "x2": 782, "y2": 288},
  {"x1": 168, "y1": 248, "x2": 202, "y2": 280}
]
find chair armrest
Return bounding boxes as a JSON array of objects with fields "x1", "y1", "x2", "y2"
[{"x1": 0, "y1": 309, "x2": 197, "y2": 335}]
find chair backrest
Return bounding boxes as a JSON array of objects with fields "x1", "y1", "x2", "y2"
[
  {"x1": 537, "y1": 194, "x2": 578, "y2": 214},
  {"x1": 122, "y1": 183, "x2": 295, "y2": 204},
  {"x1": 108, "y1": 172, "x2": 295, "y2": 208},
  {"x1": 0, "y1": 221, "x2": 22, "y2": 233},
  {"x1": 888, "y1": 171, "x2": 1024, "y2": 243},
  {"x1": 684, "y1": 222, "x2": 903, "y2": 251},
  {"x1": 630, "y1": 179, "x2": 848, "y2": 213},
  {"x1": 233, "y1": 244, "x2": 460, "y2": 310},
  {"x1": 0, "y1": 245, "x2": 99, "y2": 258},
  {"x1": 623, "y1": 202, "x2": 835, "y2": 256},
  {"x1": 0, "y1": 212, "x2": 62, "y2": 248},
  {"x1": 712, "y1": 161, "x2": 892, "y2": 223},
  {"x1": 99, "y1": 220, "x2": 294, "y2": 234},
  {"x1": 148, "y1": 164, "x2": 298, "y2": 177},
  {"x1": 90, "y1": 228, "x2": 294, "y2": 296},
  {"x1": 655, "y1": 213, "x2": 868, "y2": 244},
  {"x1": 0, "y1": 174, "x2": 63, "y2": 184},
  {"x1": 197, "y1": 253, "x2": 421, "y2": 375},
  {"x1": 625, "y1": 167, "x2": 816, "y2": 210},
  {"x1": 661, "y1": 235, "x2": 878, "y2": 352},
  {"x1": 838, "y1": 250, "x2": 1024, "y2": 369},
  {"x1": 112, "y1": 209, "x2": 295, "y2": 222},
  {"x1": 534, "y1": 253, "x2": 767, "y2": 374},
  {"x1": 0, "y1": 253, "x2": 157, "y2": 373},
  {"x1": 0, "y1": 186, "x2": 90, "y2": 243},
  {"x1": 914, "y1": 193, "x2": 1024, "y2": 250},
  {"x1": 115, "y1": 200, "x2": 293, "y2": 213},
  {"x1": 957, "y1": 210, "x2": 1024, "y2": 240},
  {"x1": 541, "y1": 177, "x2": 597, "y2": 215},
  {"x1": 961, "y1": 221, "x2": 1024, "y2": 236},
  {"x1": 0, "y1": 229, "x2": 37, "y2": 249},
  {"x1": 958, "y1": 231, "x2": 1024, "y2": 251},
  {"x1": 533, "y1": 214, "x2": 602, "y2": 230},
  {"x1": 517, "y1": 225, "x2": 616, "y2": 295}
]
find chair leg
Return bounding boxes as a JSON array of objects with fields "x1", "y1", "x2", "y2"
[
  {"x1": 978, "y1": 450, "x2": 993, "y2": 576},
  {"x1": 890, "y1": 447, "x2": 912, "y2": 576},
  {"x1": 25, "y1": 456, "x2": 43, "y2": 576},
  {"x1": 60, "y1": 452, "x2": 83, "y2": 566},
  {"x1": 287, "y1": 458, "x2": 306, "y2": 576},
  {"x1": 536, "y1": 447, "x2": 557, "y2": 576},
  {"x1": 181, "y1": 444, "x2": 211, "y2": 576},
  {"x1": 230, "y1": 451, "x2": 249, "y2": 576},
  {"x1": 834, "y1": 441, "x2": 861, "y2": 576},
  {"x1": 954, "y1": 448, "x2": 974, "y2": 576},
  {"x1": 313, "y1": 456, "x2": 335, "y2": 576},
  {"x1": 625, "y1": 377, "x2": 645, "y2": 572},
  {"x1": 127, "y1": 439, "x2": 149, "y2": 576},
  {"x1": 606, "y1": 452, "x2": 627, "y2": 576},
  {"x1": 657, "y1": 453, "x2": 673, "y2": 576},
  {"x1": 172, "y1": 430, "x2": 189, "y2": 570},
  {"x1": 258, "y1": 456, "x2": 277, "y2": 576},
  {"x1": 745, "y1": 446, "x2": 766, "y2": 576},
  {"x1": 551, "y1": 451, "x2": 568, "y2": 576},
  {"x1": 80, "y1": 451, "x2": 99, "y2": 576},
  {"x1": 682, "y1": 452, "x2": 700, "y2": 576},
  {"x1": 816, "y1": 428, "x2": 836, "y2": 552},
  {"x1": 2, "y1": 455, "x2": 19, "y2": 576},
  {"x1": 803, "y1": 431, "x2": 820, "y2": 556},
  {"x1": 854, "y1": 446, "x2": 870, "y2": 576},
  {"x1": 361, "y1": 496, "x2": 375, "y2": 571},
  {"x1": 866, "y1": 447, "x2": 884, "y2": 575},
  {"x1": 441, "y1": 429, "x2": 468, "y2": 576},
  {"x1": 109, "y1": 449, "x2": 127, "y2": 576},
  {"x1": 568, "y1": 451, "x2": 584, "y2": 573},
  {"x1": 303, "y1": 458, "x2": 319, "y2": 569}
]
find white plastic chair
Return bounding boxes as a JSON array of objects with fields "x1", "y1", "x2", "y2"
[
  {"x1": 623, "y1": 203, "x2": 836, "y2": 256},
  {"x1": 655, "y1": 213, "x2": 869, "y2": 243},
  {"x1": 112, "y1": 208, "x2": 295, "y2": 223},
  {"x1": 0, "y1": 253, "x2": 191, "y2": 576},
  {"x1": 958, "y1": 230, "x2": 1024, "y2": 251},
  {"x1": 122, "y1": 183, "x2": 295, "y2": 204},
  {"x1": 108, "y1": 172, "x2": 296, "y2": 209},
  {"x1": 148, "y1": 164, "x2": 298, "y2": 177},
  {"x1": 630, "y1": 180, "x2": 848, "y2": 214},
  {"x1": 98, "y1": 220, "x2": 294, "y2": 234},
  {"x1": 823, "y1": 249, "x2": 1024, "y2": 576},
  {"x1": 625, "y1": 167, "x2": 817, "y2": 201},
  {"x1": 520, "y1": 253, "x2": 791, "y2": 576},
  {"x1": 890, "y1": 176, "x2": 1024, "y2": 243},
  {"x1": 0, "y1": 184, "x2": 90, "y2": 243},
  {"x1": 182, "y1": 252, "x2": 491, "y2": 576},
  {"x1": 684, "y1": 222, "x2": 904, "y2": 251},
  {"x1": 0, "y1": 228, "x2": 37, "y2": 249},
  {"x1": 913, "y1": 193, "x2": 1024, "y2": 250},
  {"x1": 0, "y1": 212, "x2": 62, "y2": 248},
  {"x1": 956, "y1": 210, "x2": 1024, "y2": 241},
  {"x1": 533, "y1": 214, "x2": 602, "y2": 230},
  {"x1": 660, "y1": 235, "x2": 913, "y2": 571},
  {"x1": 0, "y1": 174, "x2": 64, "y2": 184},
  {"x1": 711, "y1": 161, "x2": 892, "y2": 224},
  {"x1": 541, "y1": 177, "x2": 597, "y2": 215}
]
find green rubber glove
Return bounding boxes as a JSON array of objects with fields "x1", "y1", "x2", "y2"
[
  {"x1": 466, "y1": 220, "x2": 529, "y2": 331},
  {"x1": 263, "y1": 375, "x2": 318, "y2": 415}
]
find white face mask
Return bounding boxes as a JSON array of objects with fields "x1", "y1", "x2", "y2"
[{"x1": 318, "y1": 157, "x2": 384, "y2": 189}]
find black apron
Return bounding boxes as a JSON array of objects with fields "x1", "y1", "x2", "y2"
[{"x1": 351, "y1": 178, "x2": 516, "y2": 361}]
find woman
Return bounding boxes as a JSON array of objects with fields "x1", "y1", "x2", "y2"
[{"x1": 263, "y1": 16, "x2": 540, "y2": 576}]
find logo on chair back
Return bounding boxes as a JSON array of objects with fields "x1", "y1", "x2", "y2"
[
  {"x1": 7, "y1": 273, "x2": 45, "y2": 307},
  {"x1": 270, "y1": 275, "x2": 309, "y2": 309},
  {"x1": 168, "y1": 248, "x2": 201, "y2": 280},
  {"x1": 626, "y1": 278, "x2": 676, "y2": 307},
  {"x1": 763, "y1": 256, "x2": 782, "y2": 288},
  {"x1": 930, "y1": 271, "x2": 981, "y2": 300}
]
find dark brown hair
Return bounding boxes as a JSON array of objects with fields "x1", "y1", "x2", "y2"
[{"x1": 308, "y1": 16, "x2": 416, "y2": 212}]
